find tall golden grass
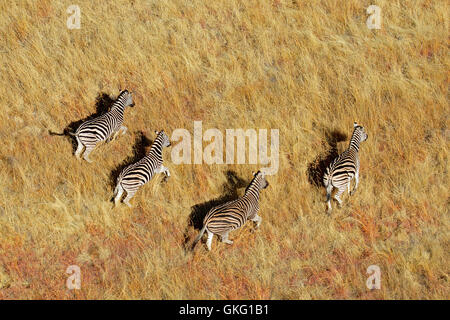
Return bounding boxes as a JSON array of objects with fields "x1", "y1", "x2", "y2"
[{"x1": 0, "y1": 0, "x2": 448, "y2": 299}]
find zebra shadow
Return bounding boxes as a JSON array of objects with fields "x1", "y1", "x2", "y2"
[
  {"x1": 108, "y1": 131, "x2": 153, "y2": 197},
  {"x1": 182, "y1": 170, "x2": 248, "y2": 249},
  {"x1": 48, "y1": 92, "x2": 115, "y2": 154},
  {"x1": 306, "y1": 129, "x2": 347, "y2": 188}
]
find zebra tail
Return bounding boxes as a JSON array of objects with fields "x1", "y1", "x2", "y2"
[
  {"x1": 64, "y1": 128, "x2": 77, "y2": 136},
  {"x1": 113, "y1": 181, "x2": 121, "y2": 198},
  {"x1": 48, "y1": 129, "x2": 75, "y2": 136},
  {"x1": 191, "y1": 225, "x2": 207, "y2": 251}
]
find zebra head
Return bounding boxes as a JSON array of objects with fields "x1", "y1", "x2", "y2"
[
  {"x1": 155, "y1": 130, "x2": 171, "y2": 147},
  {"x1": 119, "y1": 90, "x2": 135, "y2": 107},
  {"x1": 353, "y1": 122, "x2": 368, "y2": 143},
  {"x1": 252, "y1": 170, "x2": 269, "y2": 190}
]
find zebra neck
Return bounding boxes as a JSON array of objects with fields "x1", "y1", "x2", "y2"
[
  {"x1": 244, "y1": 183, "x2": 260, "y2": 201},
  {"x1": 111, "y1": 97, "x2": 127, "y2": 114},
  {"x1": 147, "y1": 140, "x2": 163, "y2": 160},
  {"x1": 349, "y1": 135, "x2": 360, "y2": 152}
]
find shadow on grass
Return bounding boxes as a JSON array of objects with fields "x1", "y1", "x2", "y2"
[
  {"x1": 109, "y1": 131, "x2": 153, "y2": 197},
  {"x1": 48, "y1": 93, "x2": 115, "y2": 154},
  {"x1": 306, "y1": 129, "x2": 347, "y2": 188},
  {"x1": 183, "y1": 170, "x2": 248, "y2": 249}
]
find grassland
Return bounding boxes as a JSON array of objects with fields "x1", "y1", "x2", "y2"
[{"x1": 0, "y1": 0, "x2": 448, "y2": 299}]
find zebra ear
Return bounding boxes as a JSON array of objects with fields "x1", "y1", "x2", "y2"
[
  {"x1": 155, "y1": 130, "x2": 159, "y2": 135},
  {"x1": 354, "y1": 121, "x2": 358, "y2": 128}
]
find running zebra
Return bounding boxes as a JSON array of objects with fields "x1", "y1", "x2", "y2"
[
  {"x1": 191, "y1": 171, "x2": 269, "y2": 251},
  {"x1": 114, "y1": 130, "x2": 171, "y2": 207},
  {"x1": 70, "y1": 90, "x2": 134, "y2": 162},
  {"x1": 323, "y1": 122, "x2": 368, "y2": 213}
]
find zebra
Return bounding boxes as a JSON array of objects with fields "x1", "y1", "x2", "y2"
[
  {"x1": 191, "y1": 170, "x2": 269, "y2": 251},
  {"x1": 70, "y1": 90, "x2": 134, "y2": 162},
  {"x1": 323, "y1": 122, "x2": 368, "y2": 213},
  {"x1": 114, "y1": 130, "x2": 171, "y2": 207}
]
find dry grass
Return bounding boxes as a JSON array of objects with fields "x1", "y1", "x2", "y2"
[{"x1": 0, "y1": 0, "x2": 448, "y2": 299}]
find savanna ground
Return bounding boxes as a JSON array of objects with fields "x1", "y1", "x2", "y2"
[{"x1": 0, "y1": 0, "x2": 448, "y2": 299}]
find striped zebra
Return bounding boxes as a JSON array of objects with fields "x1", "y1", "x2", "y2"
[
  {"x1": 323, "y1": 122, "x2": 368, "y2": 213},
  {"x1": 71, "y1": 90, "x2": 134, "y2": 162},
  {"x1": 191, "y1": 171, "x2": 269, "y2": 251},
  {"x1": 114, "y1": 130, "x2": 171, "y2": 207}
]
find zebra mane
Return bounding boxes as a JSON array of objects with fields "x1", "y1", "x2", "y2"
[
  {"x1": 351, "y1": 126, "x2": 363, "y2": 138},
  {"x1": 148, "y1": 132, "x2": 165, "y2": 155},
  {"x1": 245, "y1": 172, "x2": 261, "y2": 195},
  {"x1": 110, "y1": 90, "x2": 129, "y2": 111},
  {"x1": 117, "y1": 90, "x2": 129, "y2": 100},
  {"x1": 349, "y1": 126, "x2": 363, "y2": 150}
]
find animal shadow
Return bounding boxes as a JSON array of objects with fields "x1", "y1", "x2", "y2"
[
  {"x1": 183, "y1": 170, "x2": 248, "y2": 249},
  {"x1": 48, "y1": 92, "x2": 115, "y2": 153},
  {"x1": 307, "y1": 129, "x2": 347, "y2": 188},
  {"x1": 109, "y1": 131, "x2": 153, "y2": 195}
]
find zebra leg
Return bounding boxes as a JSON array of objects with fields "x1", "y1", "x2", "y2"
[
  {"x1": 74, "y1": 137, "x2": 84, "y2": 159},
  {"x1": 162, "y1": 166, "x2": 170, "y2": 177},
  {"x1": 114, "y1": 184, "x2": 124, "y2": 206},
  {"x1": 350, "y1": 170, "x2": 359, "y2": 196},
  {"x1": 156, "y1": 165, "x2": 171, "y2": 177},
  {"x1": 326, "y1": 183, "x2": 333, "y2": 213},
  {"x1": 206, "y1": 230, "x2": 214, "y2": 251},
  {"x1": 221, "y1": 232, "x2": 233, "y2": 245},
  {"x1": 123, "y1": 190, "x2": 137, "y2": 208},
  {"x1": 334, "y1": 186, "x2": 346, "y2": 208},
  {"x1": 83, "y1": 145, "x2": 95, "y2": 163},
  {"x1": 250, "y1": 214, "x2": 262, "y2": 228},
  {"x1": 107, "y1": 131, "x2": 119, "y2": 142}
]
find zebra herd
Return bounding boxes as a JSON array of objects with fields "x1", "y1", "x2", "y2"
[{"x1": 68, "y1": 89, "x2": 368, "y2": 251}]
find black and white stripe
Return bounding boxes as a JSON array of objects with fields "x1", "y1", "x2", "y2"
[
  {"x1": 72, "y1": 90, "x2": 134, "y2": 162},
  {"x1": 323, "y1": 122, "x2": 368, "y2": 213},
  {"x1": 114, "y1": 130, "x2": 171, "y2": 207},
  {"x1": 192, "y1": 171, "x2": 269, "y2": 251}
]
